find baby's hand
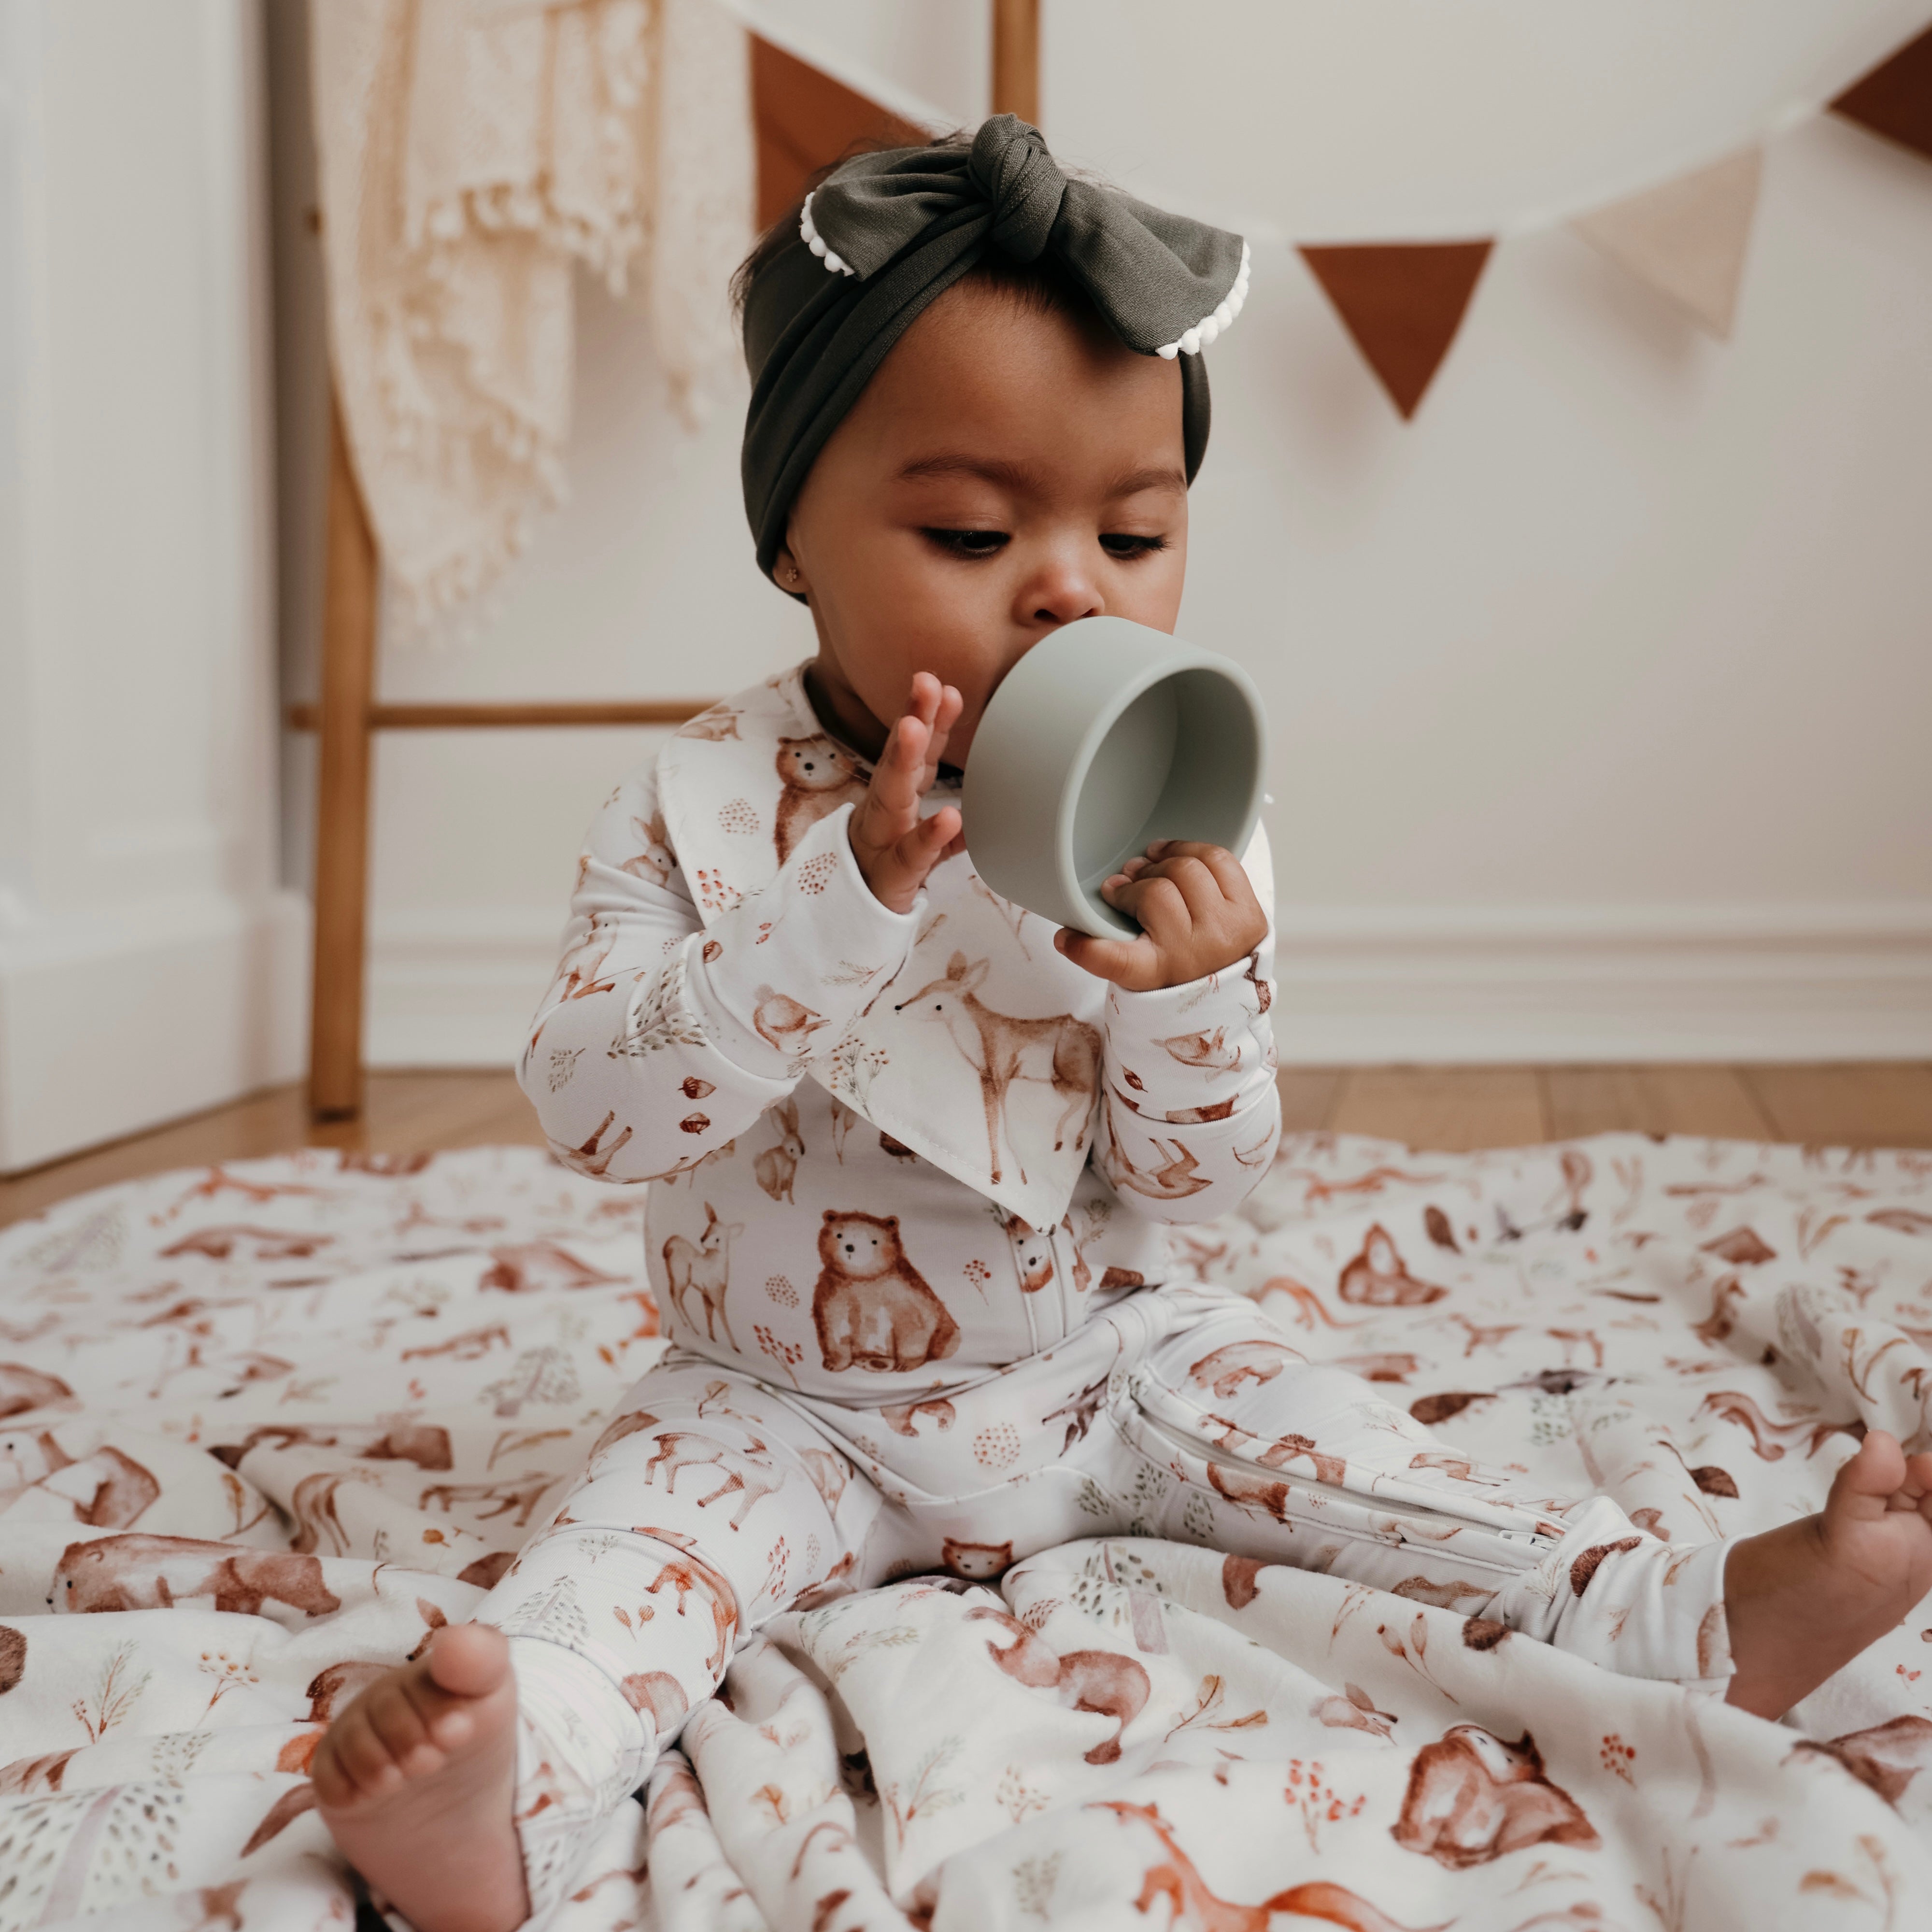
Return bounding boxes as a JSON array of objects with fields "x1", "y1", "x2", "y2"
[
  {"x1": 847, "y1": 673, "x2": 966, "y2": 915},
  {"x1": 1053, "y1": 841, "x2": 1265, "y2": 992}
]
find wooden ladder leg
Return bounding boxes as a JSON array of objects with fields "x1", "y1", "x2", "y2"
[
  {"x1": 992, "y1": 0, "x2": 1040, "y2": 123},
  {"x1": 308, "y1": 386, "x2": 379, "y2": 1122}
]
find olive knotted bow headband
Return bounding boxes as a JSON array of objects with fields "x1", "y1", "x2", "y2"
[{"x1": 739, "y1": 114, "x2": 1250, "y2": 581}]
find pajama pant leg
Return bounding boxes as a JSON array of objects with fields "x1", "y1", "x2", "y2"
[
  {"x1": 472, "y1": 1360, "x2": 876, "y2": 1924},
  {"x1": 1113, "y1": 1298, "x2": 1733, "y2": 1690}
]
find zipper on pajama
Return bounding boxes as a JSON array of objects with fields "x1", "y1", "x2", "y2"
[{"x1": 1127, "y1": 1406, "x2": 1561, "y2": 1572}]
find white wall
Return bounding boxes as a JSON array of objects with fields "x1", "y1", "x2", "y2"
[
  {"x1": 0, "y1": 0, "x2": 305, "y2": 1173},
  {"x1": 268, "y1": 16, "x2": 1932, "y2": 1071}
]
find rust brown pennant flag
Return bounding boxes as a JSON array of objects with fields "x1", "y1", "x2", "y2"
[
  {"x1": 1832, "y1": 23, "x2": 1932, "y2": 163},
  {"x1": 752, "y1": 37, "x2": 926, "y2": 228},
  {"x1": 1298, "y1": 242, "x2": 1493, "y2": 418}
]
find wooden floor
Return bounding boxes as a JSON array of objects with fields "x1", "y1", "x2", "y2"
[{"x1": 5, "y1": 1064, "x2": 1932, "y2": 1230}]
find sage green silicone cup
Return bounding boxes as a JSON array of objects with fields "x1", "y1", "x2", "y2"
[{"x1": 961, "y1": 615, "x2": 1267, "y2": 939}]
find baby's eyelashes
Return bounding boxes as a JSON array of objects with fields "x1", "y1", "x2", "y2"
[{"x1": 923, "y1": 528, "x2": 1009, "y2": 559}]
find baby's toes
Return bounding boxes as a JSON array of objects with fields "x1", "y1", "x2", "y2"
[
  {"x1": 316, "y1": 1707, "x2": 400, "y2": 1807},
  {"x1": 398, "y1": 1665, "x2": 479, "y2": 1754},
  {"x1": 364, "y1": 1676, "x2": 440, "y2": 1777}
]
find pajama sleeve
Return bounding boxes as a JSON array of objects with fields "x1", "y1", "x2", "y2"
[
  {"x1": 518, "y1": 755, "x2": 920, "y2": 1183},
  {"x1": 1093, "y1": 826, "x2": 1281, "y2": 1224}
]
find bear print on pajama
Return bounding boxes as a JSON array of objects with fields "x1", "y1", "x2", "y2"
[{"x1": 812, "y1": 1211, "x2": 959, "y2": 1373}]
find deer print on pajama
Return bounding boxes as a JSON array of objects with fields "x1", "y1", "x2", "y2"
[{"x1": 475, "y1": 668, "x2": 1737, "y2": 1920}]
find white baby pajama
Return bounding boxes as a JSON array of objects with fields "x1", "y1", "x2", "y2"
[{"x1": 469, "y1": 671, "x2": 1734, "y2": 1925}]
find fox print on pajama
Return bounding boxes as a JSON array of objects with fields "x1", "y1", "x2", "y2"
[{"x1": 475, "y1": 670, "x2": 1740, "y2": 1921}]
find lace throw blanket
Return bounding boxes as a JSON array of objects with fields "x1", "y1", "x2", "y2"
[{"x1": 311, "y1": 0, "x2": 753, "y2": 632}]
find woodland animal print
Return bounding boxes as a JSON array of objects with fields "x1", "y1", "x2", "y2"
[
  {"x1": 1005, "y1": 1214, "x2": 1056, "y2": 1292},
  {"x1": 1095, "y1": 1801, "x2": 1426, "y2": 1932},
  {"x1": 966, "y1": 1604, "x2": 1151, "y2": 1763},
  {"x1": 6, "y1": 1135, "x2": 1932, "y2": 1931},
  {"x1": 941, "y1": 1537, "x2": 1014, "y2": 1579},
  {"x1": 811, "y1": 1211, "x2": 960, "y2": 1374},
  {"x1": 751, "y1": 989, "x2": 825, "y2": 1056},
  {"x1": 1391, "y1": 1725, "x2": 1598, "y2": 1867},
  {"x1": 661, "y1": 1206, "x2": 742, "y2": 1349},
  {"x1": 211, "y1": 1421, "x2": 454, "y2": 1471},
  {"x1": 1338, "y1": 1224, "x2": 1449, "y2": 1306},
  {"x1": 0, "y1": 1362, "x2": 73, "y2": 1418},
  {"x1": 49, "y1": 1533, "x2": 341, "y2": 1618},
  {"x1": 772, "y1": 734, "x2": 867, "y2": 862},
  {"x1": 895, "y1": 952, "x2": 1102, "y2": 1186},
  {"x1": 1187, "y1": 1337, "x2": 1305, "y2": 1399},
  {"x1": 620, "y1": 812, "x2": 675, "y2": 885},
  {"x1": 0, "y1": 1435, "x2": 159, "y2": 1527},
  {"x1": 753, "y1": 1098, "x2": 806, "y2": 1203},
  {"x1": 641, "y1": 1432, "x2": 786, "y2": 1531},
  {"x1": 1105, "y1": 1127, "x2": 1212, "y2": 1201}
]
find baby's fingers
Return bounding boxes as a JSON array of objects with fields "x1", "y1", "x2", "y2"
[
  {"x1": 866, "y1": 805, "x2": 961, "y2": 912},
  {"x1": 1100, "y1": 871, "x2": 1194, "y2": 952},
  {"x1": 865, "y1": 711, "x2": 932, "y2": 825},
  {"x1": 1142, "y1": 840, "x2": 1254, "y2": 907},
  {"x1": 1054, "y1": 925, "x2": 1160, "y2": 990},
  {"x1": 921, "y1": 682, "x2": 964, "y2": 778}
]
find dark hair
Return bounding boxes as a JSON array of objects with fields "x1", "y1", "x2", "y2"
[{"x1": 730, "y1": 134, "x2": 1094, "y2": 334}]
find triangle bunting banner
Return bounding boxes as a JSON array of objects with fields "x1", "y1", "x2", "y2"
[
  {"x1": 1571, "y1": 148, "x2": 1762, "y2": 339},
  {"x1": 1298, "y1": 242, "x2": 1493, "y2": 418},
  {"x1": 1832, "y1": 24, "x2": 1932, "y2": 163}
]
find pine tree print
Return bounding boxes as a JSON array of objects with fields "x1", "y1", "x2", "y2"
[{"x1": 502, "y1": 1573, "x2": 590, "y2": 1651}]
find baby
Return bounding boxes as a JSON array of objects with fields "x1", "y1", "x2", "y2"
[{"x1": 315, "y1": 118, "x2": 1932, "y2": 1932}]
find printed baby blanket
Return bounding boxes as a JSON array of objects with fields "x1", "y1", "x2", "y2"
[{"x1": 2, "y1": 1133, "x2": 1931, "y2": 1929}]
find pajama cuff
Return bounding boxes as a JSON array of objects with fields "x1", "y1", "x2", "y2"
[
  {"x1": 688, "y1": 803, "x2": 923, "y2": 1081},
  {"x1": 1102, "y1": 958, "x2": 1274, "y2": 1114},
  {"x1": 1490, "y1": 1504, "x2": 1736, "y2": 1694},
  {"x1": 506, "y1": 1635, "x2": 657, "y2": 1927}
]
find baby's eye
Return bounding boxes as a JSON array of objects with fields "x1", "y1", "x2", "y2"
[
  {"x1": 1099, "y1": 533, "x2": 1168, "y2": 561},
  {"x1": 923, "y1": 528, "x2": 1009, "y2": 559}
]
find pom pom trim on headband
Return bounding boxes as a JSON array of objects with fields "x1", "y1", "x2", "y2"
[
  {"x1": 1154, "y1": 241, "x2": 1250, "y2": 359},
  {"x1": 799, "y1": 193, "x2": 856, "y2": 278},
  {"x1": 799, "y1": 192, "x2": 1250, "y2": 358}
]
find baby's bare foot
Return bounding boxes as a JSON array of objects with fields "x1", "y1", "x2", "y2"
[
  {"x1": 1724, "y1": 1430, "x2": 1932, "y2": 1720},
  {"x1": 313, "y1": 1622, "x2": 527, "y2": 1932}
]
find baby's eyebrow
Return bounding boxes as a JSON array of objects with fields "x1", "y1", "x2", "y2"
[
  {"x1": 1106, "y1": 464, "x2": 1188, "y2": 498},
  {"x1": 896, "y1": 454, "x2": 1035, "y2": 491},
  {"x1": 895, "y1": 454, "x2": 1186, "y2": 499}
]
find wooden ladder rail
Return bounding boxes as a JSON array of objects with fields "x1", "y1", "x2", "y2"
[
  {"x1": 307, "y1": 395, "x2": 379, "y2": 1122},
  {"x1": 301, "y1": 399, "x2": 710, "y2": 1123}
]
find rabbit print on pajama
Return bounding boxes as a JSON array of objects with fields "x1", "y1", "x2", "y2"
[{"x1": 483, "y1": 669, "x2": 1737, "y2": 1919}]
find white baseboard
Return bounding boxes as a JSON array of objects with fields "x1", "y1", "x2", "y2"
[
  {"x1": 0, "y1": 889, "x2": 311, "y2": 1172},
  {"x1": 365, "y1": 907, "x2": 562, "y2": 1069},
  {"x1": 365, "y1": 900, "x2": 1932, "y2": 1070},
  {"x1": 1271, "y1": 902, "x2": 1932, "y2": 1063}
]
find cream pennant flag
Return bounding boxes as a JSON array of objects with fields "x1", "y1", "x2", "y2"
[{"x1": 1571, "y1": 148, "x2": 1762, "y2": 340}]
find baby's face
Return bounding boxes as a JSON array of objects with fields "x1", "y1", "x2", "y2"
[{"x1": 778, "y1": 278, "x2": 1188, "y2": 767}]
